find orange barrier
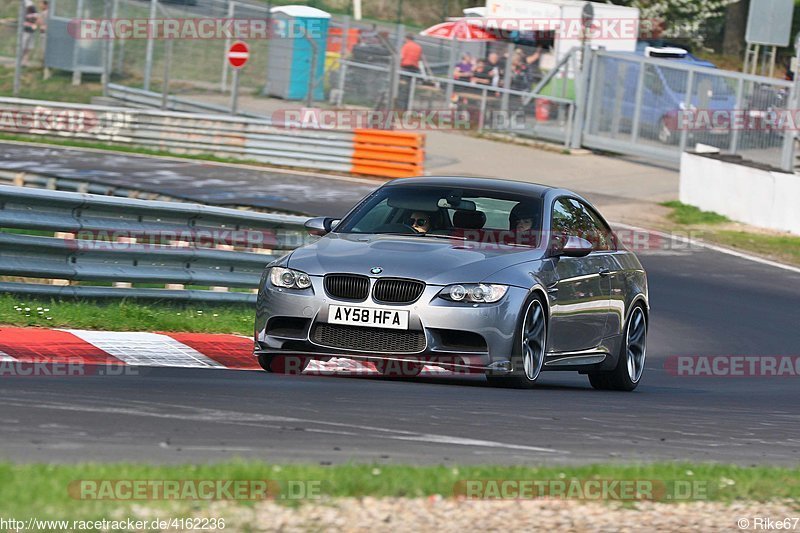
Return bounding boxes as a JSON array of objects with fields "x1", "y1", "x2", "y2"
[{"x1": 351, "y1": 129, "x2": 425, "y2": 179}]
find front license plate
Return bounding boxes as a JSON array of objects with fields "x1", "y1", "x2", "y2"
[{"x1": 328, "y1": 305, "x2": 409, "y2": 330}]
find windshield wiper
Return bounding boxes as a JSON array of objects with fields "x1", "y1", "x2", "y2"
[{"x1": 420, "y1": 233, "x2": 468, "y2": 241}]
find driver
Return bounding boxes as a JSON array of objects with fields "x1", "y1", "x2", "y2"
[{"x1": 407, "y1": 211, "x2": 434, "y2": 234}]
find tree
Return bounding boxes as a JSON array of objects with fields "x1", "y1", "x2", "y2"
[
  {"x1": 612, "y1": 0, "x2": 738, "y2": 48},
  {"x1": 722, "y1": 0, "x2": 749, "y2": 56}
]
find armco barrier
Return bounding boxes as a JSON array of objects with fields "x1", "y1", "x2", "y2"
[
  {"x1": 0, "y1": 184, "x2": 311, "y2": 303},
  {"x1": 679, "y1": 152, "x2": 800, "y2": 235},
  {"x1": 352, "y1": 129, "x2": 424, "y2": 179},
  {"x1": 0, "y1": 97, "x2": 425, "y2": 179}
]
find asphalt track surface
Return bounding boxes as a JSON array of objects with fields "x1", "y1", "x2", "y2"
[
  {"x1": 0, "y1": 142, "x2": 375, "y2": 216},
  {"x1": 1, "y1": 144, "x2": 799, "y2": 465}
]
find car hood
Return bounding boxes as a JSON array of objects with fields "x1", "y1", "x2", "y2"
[{"x1": 288, "y1": 233, "x2": 541, "y2": 285}]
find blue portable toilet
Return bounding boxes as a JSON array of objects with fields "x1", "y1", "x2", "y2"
[{"x1": 267, "y1": 5, "x2": 331, "y2": 101}]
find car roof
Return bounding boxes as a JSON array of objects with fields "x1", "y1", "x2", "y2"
[{"x1": 385, "y1": 176, "x2": 554, "y2": 197}]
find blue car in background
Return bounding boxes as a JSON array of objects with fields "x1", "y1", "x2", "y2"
[{"x1": 598, "y1": 44, "x2": 737, "y2": 145}]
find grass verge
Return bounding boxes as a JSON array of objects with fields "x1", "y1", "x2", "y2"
[
  {"x1": 0, "y1": 65, "x2": 103, "y2": 103},
  {"x1": 0, "y1": 462, "x2": 798, "y2": 521},
  {"x1": 659, "y1": 201, "x2": 800, "y2": 267},
  {"x1": 660, "y1": 201, "x2": 730, "y2": 225},
  {"x1": 0, "y1": 294, "x2": 253, "y2": 334}
]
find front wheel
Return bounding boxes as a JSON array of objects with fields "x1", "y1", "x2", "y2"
[
  {"x1": 588, "y1": 304, "x2": 647, "y2": 391},
  {"x1": 487, "y1": 295, "x2": 547, "y2": 389}
]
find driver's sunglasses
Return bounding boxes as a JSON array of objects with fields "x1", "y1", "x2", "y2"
[{"x1": 407, "y1": 217, "x2": 429, "y2": 226}]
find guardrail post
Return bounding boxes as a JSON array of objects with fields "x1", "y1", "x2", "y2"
[
  {"x1": 444, "y1": 39, "x2": 457, "y2": 107},
  {"x1": 780, "y1": 44, "x2": 800, "y2": 172},
  {"x1": 407, "y1": 76, "x2": 416, "y2": 111},
  {"x1": 52, "y1": 232, "x2": 74, "y2": 286},
  {"x1": 500, "y1": 42, "x2": 514, "y2": 117},
  {"x1": 678, "y1": 70, "x2": 695, "y2": 154},
  {"x1": 221, "y1": 0, "x2": 235, "y2": 93},
  {"x1": 71, "y1": 0, "x2": 86, "y2": 85},
  {"x1": 478, "y1": 88, "x2": 488, "y2": 132},
  {"x1": 569, "y1": 44, "x2": 593, "y2": 149},
  {"x1": 12, "y1": 0, "x2": 23, "y2": 96},
  {"x1": 143, "y1": 0, "x2": 157, "y2": 91},
  {"x1": 629, "y1": 62, "x2": 646, "y2": 143},
  {"x1": 728, "y1": 77, "x2": 745, "y2": 155},
  {"x1": 161, "y1": 39, "x2": 173, "y2": 110},
  {"x1": 101, "y1": 0, "x2": 111, "y2": 95},
  {"x1": 336, "y1": 60, "x2": 347, "y2": 106}
]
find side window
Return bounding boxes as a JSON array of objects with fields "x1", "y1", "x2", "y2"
[
  {"x1": 551, "y1": 198, "x2": 577, "y2": 236},
  {"x1": 550, "y1": 198, "x2": 614, "y2": 252},
  {"x1": 582, "y1": 203, "x2": 616, "y2": 251}
]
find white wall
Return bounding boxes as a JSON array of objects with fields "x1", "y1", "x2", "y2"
[{"x1": 679, "y1": 152, "x2": 800, "y2": 235}]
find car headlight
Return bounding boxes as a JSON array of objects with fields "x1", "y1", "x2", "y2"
[
  {"x1": 438, "y1": 283, "x2": 508, "y2": 303},
  {"x1": 269, "y1": 267, "x2": 312, "y2": 289}
]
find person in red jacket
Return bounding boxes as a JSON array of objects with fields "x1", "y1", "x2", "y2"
[{"x1": 400, "y1": 34, "x2": 423, "y2": 73}]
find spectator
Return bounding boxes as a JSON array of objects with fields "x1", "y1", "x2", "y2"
[
  {"x1": 471, "y1": 59, "x2": 492, "y2": 86},
  {"x1": 20, "y1": 0, "x2": 38, "y2": 67},
  {"x1": 453, "y1": 53, "x2": 474, "y2": 81},
  {"x1": 359, "y1": 23, "x2": 380, "y2": 46},
  {"x1": 38, "y1": 0, "x2": 48, "y2": 33},
  {"x1": 486, "y1": 52, "x2": 504, "y2": 87},
  {"x1": 400, "y1": 34, "x2": 423, "y2": 73},
  {"x1": 523, "y1": 46, "x2": 544, "y2": 85}
]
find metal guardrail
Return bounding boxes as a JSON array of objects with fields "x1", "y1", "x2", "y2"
[
  {"x1": 106, "y1": 83, "x2": 266, "y2": 119},
  {"x1": 0, "y1": 184, "x2": 311, "y2": 303},
  {"x1": 0, "y1": 97, "x2": 425, "y2": 178}
]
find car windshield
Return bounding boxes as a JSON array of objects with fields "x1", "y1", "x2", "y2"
[{"x1": 335, "y1": 185, "x2": 544, "y2": 247}]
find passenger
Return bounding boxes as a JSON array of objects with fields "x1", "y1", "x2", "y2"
[{"x1": 509, "y1": 203, "x2": 540, "y2": 245}]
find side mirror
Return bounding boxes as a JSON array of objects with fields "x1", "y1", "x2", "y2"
[
  {"x1": 304, "y1": 217, "x2": 339, "y2": 236},
  {"x1": 555, "y1": 235, "x2": 593, "y2": 258}
]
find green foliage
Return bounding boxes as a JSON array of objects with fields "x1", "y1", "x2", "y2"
[
  {"x1": 0, "y1": 295, "x2": 254, "y2": 334},
  {"x1": 661, "y1": 201, "x2": 730, "y2": 225}
]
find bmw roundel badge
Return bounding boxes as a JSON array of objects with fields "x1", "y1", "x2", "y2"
[{"x1": 370, "y1": 266, "x2": 383, "y2": 274}]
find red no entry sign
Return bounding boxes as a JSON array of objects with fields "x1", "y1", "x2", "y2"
[{"x1": 227, "y1": 41, "x2": 249, "y2": 69}]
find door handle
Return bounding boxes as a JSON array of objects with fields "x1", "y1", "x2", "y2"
[{"x1": 598, "y1": 268, "x2": 611, "y2": 277}]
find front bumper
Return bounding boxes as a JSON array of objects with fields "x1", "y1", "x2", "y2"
[{"x1": 254, "y1": 276, "x2": 529, "y2": 373}]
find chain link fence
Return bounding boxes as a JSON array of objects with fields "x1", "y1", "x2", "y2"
[
  {"x1": 3, "y1": 0, "x2": 797, "y2": 171},
  {"x1": 584, "y1": 51, "x2": 795, "y2": 170}
]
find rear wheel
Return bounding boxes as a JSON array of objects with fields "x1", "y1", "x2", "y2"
[
  {"x1": 257, "y1": 354, "x2": 310, "y2": 374},
  {"x1": 589, "y1": 304, "x2": 647, "y2": 391},
  {"x1": 487, "y1": 295, "x2": 547, "y2": 389}
]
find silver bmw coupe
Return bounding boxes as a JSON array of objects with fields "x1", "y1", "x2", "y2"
[{"x1": 255, "y1": 177, "x2": 649, "y2": 391}]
